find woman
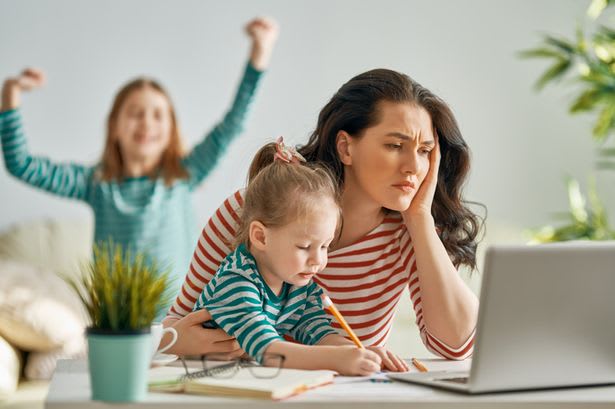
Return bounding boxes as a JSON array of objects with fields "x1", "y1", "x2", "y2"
[{"x1": 163, "y1": 68, "x2": 482, "y2": 365}]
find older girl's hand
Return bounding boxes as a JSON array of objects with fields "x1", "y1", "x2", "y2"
[
  {"x1": 162, "y1": 309, "x2": 244, "y2": 359},
  {"x1": 2, "y1": 68, "x2": 46, "y2": 111},
  {"x1": 14, "y1": 68, "x2": 46, "y2": 91},
  {"x1": 245, "y1": 16, "x2": 279, "y2": 71}
]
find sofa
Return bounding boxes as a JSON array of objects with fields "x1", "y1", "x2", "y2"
[{"x1": 0, "y1": 219, "x2": 93, "y2": 408}]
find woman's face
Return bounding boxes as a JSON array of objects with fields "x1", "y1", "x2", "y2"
[{"x1": 341, "y1": 101, "x2": 436, "y2": 212}]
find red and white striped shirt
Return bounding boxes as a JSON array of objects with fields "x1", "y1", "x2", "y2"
[{"x1": 168, "y1": 190, "x2": 475, "y2": 359}]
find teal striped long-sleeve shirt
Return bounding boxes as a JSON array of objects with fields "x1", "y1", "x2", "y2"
[
  {"x1": 194, "y1": 244, "x2": 338, "y2": 362},
  {"x1": 0, "y1": 63, "x2": 263, "y2": 308}
]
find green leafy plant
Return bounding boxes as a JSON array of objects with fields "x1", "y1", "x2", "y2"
[
  {"x1": 520, "y1": 0, "x2": 615, "y2": 242},
  {"x1": 529, "y1": 178, "x2": 615, "y2": 242},
  {"x1": 520, "y1": 2, "x2": 615, "y2": 147},
  {"x1": 64, "y1": 240, "x2": 171, "y2": 331}
]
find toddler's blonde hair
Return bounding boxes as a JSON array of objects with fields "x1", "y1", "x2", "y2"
[{"x1": 235, "y1": 142, "x2": 342, "y2": 248}]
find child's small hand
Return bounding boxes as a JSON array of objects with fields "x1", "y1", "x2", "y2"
[
  {"x1": 2, "y1": 68, "x2": 46, "y2": 111},
  {"x1": 366, "y1": 346, "x2": 410, "y2": 372},
  {"x1": 245, "y1": 17, "x2": 279, "y2": 71},
  {"x1": 334, "y1": 345, "x2": 382, "y2": 376},
  {"x1": 245, "y1": 17, "x2": 279, "y2": 51}
]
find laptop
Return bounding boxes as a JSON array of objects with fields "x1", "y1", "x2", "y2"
[{"x1": 388, "y1": 241, "x2": 615, "y2": 393}]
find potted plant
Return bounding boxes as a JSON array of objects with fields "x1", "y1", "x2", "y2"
[
  {"x1": 520, "y1": 0, "x2": 615, "y2": 242},
  {"x1": 64, "y1": 240, "x2": 170, "y2": 402}
]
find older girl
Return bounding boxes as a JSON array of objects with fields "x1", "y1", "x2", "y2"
[{"x1": 0, "y1": 18, "x2": 278, "y2": 308}]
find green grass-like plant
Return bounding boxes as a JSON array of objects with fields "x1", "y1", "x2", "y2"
[{"x1": 64, "y1": 240, "x2": 171, "y2": 331}]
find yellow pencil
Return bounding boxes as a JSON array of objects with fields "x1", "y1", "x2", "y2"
[
  {"x1": 412, "y1": 357, "x2": 428, "y2": 372},
  {"x1": 321, "y1": 294, "x2": 365, "y2": 349}
]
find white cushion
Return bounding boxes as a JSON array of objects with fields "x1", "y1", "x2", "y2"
[
  {"x1": 0, "y1": 260, "x2": 87, "y2": 352},
  {"x1": 24, "y1": 335, "x2": 86, "y2": 380},
  {"x1": 0, "y1": 334, "x2": 22, "y2": 397},
  {"x1": 0, "y1": 219, "x2": 92, "y2": 381}
]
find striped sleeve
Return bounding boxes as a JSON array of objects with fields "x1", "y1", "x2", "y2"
[
  {"x1": 183, "y1": 63, "x2": 263, "y2": 188},
  {"x1": 406, "y1": 251, "x2": 475, "y2": 360},
  {"x1": 203, "y1": 269, "x2": 283, "y2": 362},
  {"x1": 166, "y1": 190, "x2": 245, "y2": 318},
  {"x1": 0, "y1": 109, "x2": 91, "y2": 200},
  {"x1": 288, "y1": 284, "x2": 338, "y2": 346}
]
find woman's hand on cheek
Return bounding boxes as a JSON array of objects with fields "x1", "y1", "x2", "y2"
[
  {"x1": 163, "y1": 308, "x2": 244, "y2": 359},
  {"x1": 403, "y1": 134, "x2": 441, "y2": 223}
]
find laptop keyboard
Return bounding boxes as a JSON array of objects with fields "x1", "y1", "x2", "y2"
[{"x1": 438, "y1": 376, "x2": 469, "y2": 384}]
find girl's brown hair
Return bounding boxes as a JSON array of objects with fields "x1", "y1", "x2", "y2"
[
  {"x1": 235, "y1": 142, "x2": 342, "y2": 248},
  {"x1": 99, "y1": 78, "x2": 188, "y2": 185},
  {"x1": 298, "y1": 69, "x2": 484, "y2": 269}
]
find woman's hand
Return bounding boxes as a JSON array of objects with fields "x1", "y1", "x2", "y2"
[
  {"x1": 2, "y1": 68, "x2": 46, "y2": 111},
  {"x1": 245, "y1": 17, "x2": 279, "y2": 71},
  {"x1": 366, "y1": 346, "x2": 409, "y2": 372},
  {"x1": 402, "y1": 133, "x2": 441, "y2": 223},
  {"x1": 162, "y1": 309, "x2": 244, "y2": 359}
]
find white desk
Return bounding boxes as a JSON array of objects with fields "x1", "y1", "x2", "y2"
[{"x1": 45, "y1": 359, "x2": 615, "y2": 408}]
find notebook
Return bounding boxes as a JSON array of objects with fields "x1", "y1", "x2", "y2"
[{"x1": 149, "y1": 365, "x2": 335, "y2": 400}]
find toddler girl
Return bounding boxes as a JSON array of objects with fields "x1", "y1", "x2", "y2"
[{"x1": 194, "y1": 138, "x2": 399, "y2": 376}]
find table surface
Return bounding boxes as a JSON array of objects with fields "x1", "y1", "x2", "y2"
[{"x1": 45, "y1": 358, "x2": 615, "y2": 409}]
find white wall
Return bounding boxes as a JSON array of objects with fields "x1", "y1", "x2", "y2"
[{"x1": 1, "y1": 0, "x2": 612, "y2": 243}]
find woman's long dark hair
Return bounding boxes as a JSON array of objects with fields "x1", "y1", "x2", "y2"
[{"x1": 298, "y1": 69, "x2": 484, "y2": 269}]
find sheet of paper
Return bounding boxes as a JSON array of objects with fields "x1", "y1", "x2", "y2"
[
  {"x1": 292, "y1": 378, "x2": 434, "y2": 401},
  {"x1": 291, "y1": 358, "x2": 471, "y2": 401},
  {"x1": 333, "y1": 371, "x2": 394, "y2": 384}
]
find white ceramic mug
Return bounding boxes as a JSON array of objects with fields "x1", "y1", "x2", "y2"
[{"x1": 150, "y1": 322, "x2": 178, "y2": 359}]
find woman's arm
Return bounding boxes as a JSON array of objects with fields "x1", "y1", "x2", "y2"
[
  {"x1": 407, "y1": 218, "x2": 478, "y2": 358},
  {"x1": 160, "y1": 308, "x2": 243, "y2": 358},
  {"x1": 403, "y1": 136, "x2": 478, "y2": 357}
]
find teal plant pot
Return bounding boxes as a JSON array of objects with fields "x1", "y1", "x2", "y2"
[{"x1": 86, "y1": 328, "x2": 151, "y2": 402}]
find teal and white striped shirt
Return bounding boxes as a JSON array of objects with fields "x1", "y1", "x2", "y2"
[
  {"x1": 194, "y1": 244, "x2": 337, "y2": 362},
  {"x1": 0, "y1": 63, "x2": 263, "y2": 312}
]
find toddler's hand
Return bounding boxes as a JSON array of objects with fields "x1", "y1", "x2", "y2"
[
  {"x1": 366, "y1": 346, "x2": 409, "y2": 372},
  {"x1": 334, "y1": 345, "x2": 381, "y2": 376}
]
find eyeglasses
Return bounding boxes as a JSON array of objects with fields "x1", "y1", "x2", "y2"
[{"x1": 178, "y1": 353, "x2": 286, "y2": 381}]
